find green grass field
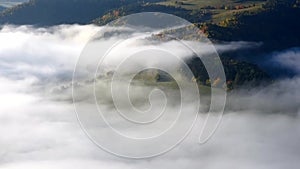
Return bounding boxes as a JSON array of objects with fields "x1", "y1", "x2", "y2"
[{"x1": 157, "y1": 0, "x2": 267, "y2": 24}]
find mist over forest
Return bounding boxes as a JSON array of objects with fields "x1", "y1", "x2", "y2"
[{"x1": 0, "y1": 0, "x2": 300, "y2": 168}]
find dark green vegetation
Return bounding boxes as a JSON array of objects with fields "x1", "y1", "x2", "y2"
[
  {"x1": 93, "y1": 3, "x2": 210, "y2": 25},
  {"x1": 187, "y1": 56, "x2": 271, "y2": 90},
  {"x1": 93, "y1": 0, "x2": 300, "y2": 52},
  {"x1": 0, "y1": 0, "x2": 160, "y2": 26},
  {"x1": 92, "y1": 0, "x2": 298, "y2": 88},
  {"x1": 206, "y1": 0, "x2": 300, "y2": 51},
  {"x1": 1, "y1": 0, "x2": 299, "y2": 89}
]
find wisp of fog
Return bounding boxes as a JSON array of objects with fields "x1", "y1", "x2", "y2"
[{"x1": 0, "y1": 24, "x2": 299, "y2": 169}]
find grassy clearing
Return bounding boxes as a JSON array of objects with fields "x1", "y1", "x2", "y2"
[{"x1": 156, "y1": 0, "x2": 267, "y2": 24}]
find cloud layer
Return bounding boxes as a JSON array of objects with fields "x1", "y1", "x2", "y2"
[
  {"x1": 0, "y1": 25, "x2": 299, "y2": 169},
  {"x1": 272, "y1": 47, "x2": 300, "y2": 74}
]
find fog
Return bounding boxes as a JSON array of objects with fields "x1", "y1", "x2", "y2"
[
  {"x1": 272, "y1": 47, "x2": 300, "y2": 74},
  {"x1": 0, "y1": 25, "x2": 299, "y2": 169}
]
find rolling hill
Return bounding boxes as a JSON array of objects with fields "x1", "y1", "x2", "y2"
[
  {"x1": 0, "y1": 0, "x2": 157, "y2": 26},
  {"x1": 97, "y1": 0, "x2": 299, "y2": 78},
  {"x1": 1, "y1": 0, "x2": 299, "y2": 87}
]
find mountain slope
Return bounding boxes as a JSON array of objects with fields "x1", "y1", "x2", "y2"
[
  {"x1": 0, "y1": 0, "x2": 147, "y2": 26},
  {"x1": 2, "y1": 0, "x2": 295, "y2": 87}
]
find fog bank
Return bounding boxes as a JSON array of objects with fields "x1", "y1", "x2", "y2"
[{"x1": 0, "y1": 25, "x2": 299, "y2": 169}]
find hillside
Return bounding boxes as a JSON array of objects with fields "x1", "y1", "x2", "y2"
[
  {"x1": 93, "y1": 0, "x2": 300, "y2": 79},
  {"x1": 93, "y1": 3, "x2": 210, "y2": 25},
  {"x1": 1, "y1": 0, "x2": 298, "y2": 87},
  {"x1": 93, "y1": 0, "x2": 300, "y2": 52},
  {"x1": 0, "y1": 0, "x2": 270, "y2": 26},
  {"x1": 93, "y1": 0, "x2": 300, "y2": 49},
  {"x1": 0, "y1": 0, "x2": 154, "y2": 26}
]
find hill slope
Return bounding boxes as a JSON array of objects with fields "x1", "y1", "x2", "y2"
[
  {"x1": 2, "y1": 0, "x2": 297, "y2": 87},
  {"x1": 0, "y1": 0, "x2": 150, "y2": 26}
]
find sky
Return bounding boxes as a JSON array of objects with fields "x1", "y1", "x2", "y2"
[{"x1": 0, "y1": 24, "x2": 299, "y2": 169}]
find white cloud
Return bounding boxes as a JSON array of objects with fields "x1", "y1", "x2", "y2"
[
  {"x1": 0, "y1": 24, "x2": 100, "y2": 81},
  {"x1": 0, "y1": 24, "x2": 299, "y2": 169},
  {"x1": 272, "y1": 47, "x2": 300, "y2": 74}
]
